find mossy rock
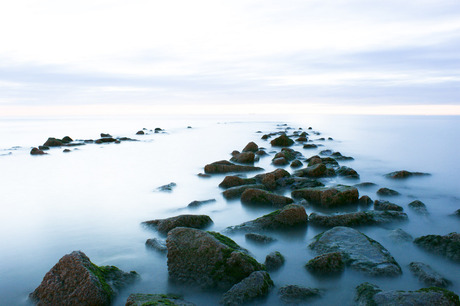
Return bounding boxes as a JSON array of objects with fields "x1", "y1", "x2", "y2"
[{"x1": 414, "y1": 232, "x2": 460, "y2": 262}]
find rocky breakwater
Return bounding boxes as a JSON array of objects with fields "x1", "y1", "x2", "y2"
[{"x1": 166, "y1": 227, "x2": 264, "y2": 290}]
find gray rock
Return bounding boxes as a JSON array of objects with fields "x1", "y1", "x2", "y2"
[
  {"x1": 309, "y1": 227, "x2": 402, "y2": 276},
  {"x1": 309, "y1": 211, "x2": 408, "y2": 227},
  {"x1": 355, "y1": 282, "x2": 459, "y2": 306},
  {"x1": 409, "y1": 262, "x2": 451, "y2": 288},
  {"x1": 145, "y1": 238, "x2": 167, "y2": 253},
  {"x1": 241, "y1": 188, "x2": 293, "y2": 207},
  {"x1": 336, "y1": 166, "x2": 360, "y2": 179},
  {"x1": 204, "y1": 160, "x2": 263, "y2": 174},
  {"x1": 408, "y1": 200, "x2": 429, "y2": 215},
  {"x1": 388, "y1": 228, "x2": 413, "y2": 243},
  {"x1": 222, "y1": 184, "x2": 267, "y2": 199},
  {"x1": 305, "y1": 252, "x2": 344, "y2": 274},
  {"x1": 374, "y1": 200, "x2": 403, "y2": 211},
  {"x1": 414, "y1": 232, "x2": 460, "y2": 262},
  {"x1": 187, "y1": 199, "x2": 216, "y2": 208},
  {"x1": 245, "y1": 233, "x2": 277, "y2": 244},
  {"x1": 276, "y1": 177, "x2": 324, "y2": 190},
  {"x1": 265, "y1": 251, "x2": 285, "y2": 271},
  {"x1": 143, "y1": 215, "x2": 213, "y2": 234},
  {"x1": 156, "y1": 182, "x2": 176, "y2": 192},
  {"x1": 385, "y1": 170, "x2": 431, "y2": 179},
  {"x1": 126, "y1": 293, "x2": 195, "y2": 306},
  {"x1": 291, "y1": 185, "x2": 359, "y2": 208},
  {"x1": 358, "y1": 195, "x2": 373, "y2": 206},
  {"x1": 377, "y1": 187, "x2": 400, "y2": 196},
  {"x1": 166, "y1": 228, "x2": 263, "y2": 290},
  {"x1": 355, "y1": 182, "x2": 377, "y2": 188},
  {"x1": 278, "y1": 285, "x2": 321, "y2": 304},
  {"x1": 220, "y1": 271, "x2": 273, "y2": 306}
]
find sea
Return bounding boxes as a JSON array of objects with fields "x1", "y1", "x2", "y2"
[{"x1": 0, "y1": 114, "x2": 459, "y2": 305}]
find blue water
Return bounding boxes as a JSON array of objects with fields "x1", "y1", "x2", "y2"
[{"x1": 0, "y1": 115, "x2": 458, "y2": 305}]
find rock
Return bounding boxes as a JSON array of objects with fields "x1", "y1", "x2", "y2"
[
  {"x1": 261, "y1": 173, "x2": 277, "y2": 190},
  {"x1": 100, "y1": 133, "x2": 112, "y2": 137},
  {"x1": 358, "y1": 195, "x2": 373, "y2": 206},
  {"x1": 146, "y1": 238, "x2": 167, "y2": 253},
  {"x1": 414, "y1": 232, "x2": 460, "y2": 262},
  {"x1": 290, "y1": 159, "x2": 303, "y2": 168},
  {"x1": 30, "y1": 147, "x2": 47, "y2": 155},
  {"x1": 291, "y1": 185, "x2": 359, "y2": 208},
  {"x1": 43, "y1": 137, "x2": 63, "y2": 147},
  {"x1": 309, "y1": 227, "x2": 402, "y2": 276},
  {"x1": 319, "y1": 157, "x2": 340, "y2": 169},
  {"x1": 276, "y1": 177, "x2": 324, "y2": 190},
  {"x1": 242, "y1": 141, "x2": 259, "y2": 153},
  {"x1": 222, "y1": 184, "x2": 267, "y2": 199},
  {"x1": 154, "y1": 127, "x2": 163, "y2": 133},
  {"x1": 309, "y1": 211, "x2": 408, "y2": 227},
  {"x1": 319, "y1": 149, "x2": 332, "y2": 156},
  {"x1": 219, "y1": 176, "x2": 256, "y2": 188},
  {"x1": 377, "y1": 187, "x2": 400, "y2": 196},
  {"x1": 126, "y1": 293, "x2": 195, "y2": 306},
  {"x1": 270, "y1": 134, "x2": 294, "y2": 147},
  {"x1": 241, "y1": 189, "x2": 293, "y2": 207},
  {"x1": 38, "y1": 145, "x2": 49, "y2": 150},
  {"x1": 331, "y1": 152, "x2": 354, "y2": 161},
  {"x1": 306, "y1": 156, "x2": 322, "y2": 166},
  {"x1": 95, "y1": 137, "x2": 117, "y2": 144},
  {"x1": 227, "y1": 204, "x2": 308, "y2": 232},
  {"x1": 355, "y1": 182, "x2": 377, "y2": 188},
  {"x1": 453, "y1": 209, "x2": 460, "y2": 217},
  {"x1": 136, "y1": 130, "x2": 145, "y2": 135},
  {"x1": 272, "y1": 157, "x2": 288, "y2": 166},
  {"x1": 63, "y1": 149, "x2": 71, "y2": 153},
  {"x1": 166, "y1": 228, "x2": 263, "y2": 289},
  {"x1": 296, "y1": 136, "x2": 308, "y2": 142},
  {"x1": 305, "y1": 252, "x2": 344, "y2": 274},
  {"x1": 230, "y1": 152, "x2": 256, "y2": 164},
  {"x1": 156, "y1": 182, "x2": 176, "y2": 192},
  {"x1": 303, "y1": 144, "x2": 318, "y2": 149},
  {"x1": 197, "y1": 173, "x2": 211, "y2": 178},
  {"x1": 388, "y1": 228, "x2": 413, "y2": 243},
  {"x1": 355, "y1": 282, "x2": 459, "y2": 306},
  {"x1": 265, "y1": 251, "x2": 285, "y2": 271},
  {"x1": 255, "y1": 150, "x2": 267, "y2": 156},
  {"x1": 255, "y1": 168, "x2": 290, "y2": 182},
  {"x1": 220, "y1": 271, "x2": 273, "y2": 306},
  {"x1": 336, "y1": 166, "x2": 359, "y2": 179},
  {"x1": 29, "y1": 251, "x2": 138, "y2": 305},
  {"x1": 187, "y1": 199, "x2": 216, "y2": 208},
  {"x1": 143, "y1": 215, "x2": 213, "y2": 234},
  {"x1": 385, "y1": 170, "x2": 431, "y2": 179},
  {"x1": 409, "y1": 262, "x2": 451, "y2": 288},
  {"x1": 261, "y1": 134, "x2": 270, "y2": 140},
  {"x1": 204, "y1": 160, "x2": 263, "y2": 174},
  {"x1": 408, "y1": 200, "x2": 429, "y2": 215},
  {"x1": 61, "y1": 136, "x2": 73, "y2": 143},
  {"x1": 245, "y1": 233, "x2": 277, "y2": 244},
  {"x1": 374, "y1": 200, "x2": 403, "y2": 211},
  {"x1": 278, "y1": 285, "x2": 321, "y2": 304},
  {"x1": 294, "y1": 163, "x2": 327, "y2": 178}
]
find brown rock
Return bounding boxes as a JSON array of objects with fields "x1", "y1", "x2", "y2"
[{"x1": 241, "y1": 188, "x2": 293, "y2": 207}]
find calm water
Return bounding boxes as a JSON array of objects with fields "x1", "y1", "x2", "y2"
[{"x1": 0, "y1": 115, "x2": 459, "y2": 305}]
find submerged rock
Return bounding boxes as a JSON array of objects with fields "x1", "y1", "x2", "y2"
[
  {"x1": 388, "y1": 228, "x2": 413, "y2": 243},
  {"x1": 265, "y1": 251, "x2": 285, "y2": 271},
  {"x1": 377, "y1": 187, "x2": 400, "y2": 196},
  {"x1": 414, "y1": 232, "x2": 460, "y2": 262},
  {"x1": 204, "y1": 160, "x2": 263, "y2": 174},
  {"x1": 385, "y1": 170, "x2": 431, "y2": 179},
  {"x1": 309, "y1": 226, "x2": 402, "y2": 276},
  {"x1": 166, "y1": 228, "x2": 263, "y2": 290},
  {"x1": 143, "y1": 215, "x2": 213, "y2": 234},
  {"x1": 355, "y1": 182, "x2": 377, "y2": 188},
  {"x1": 219, "y1": 176, "x2": 256, "y2": 189},
  {"x1": 245, "y1": 233, "x2": 277, "y2": 244},
  {"x1": 408, "y1": 200, "x2": 429, "y2": 215},
  {"x1": 355, "y1": 282, "x2": 459, "y2": 306},
  {"x1": 305, "y1": 252, "x2": 344, "y2": 275},
  {"x1": 309, "y1": 211, "x2": 408, "y2": 227},
  {"x1": 220, "y1": 271, "x2": 273, "y2": 306},
  {"x1": 126, "y1": 293, "x2": 196, "y2": 306},
  {"x1": 278, "y1": 285, "x2": 321, "y2": 304},
  {"x1": 374, "y1": 200, "x2": 403, "y2": 211},
  {"x1": 156, "y1": 182, "x2": 177, "y2": 192},
  {"x1": 222, "y1": 184, "x2": 267, "y2": 199},
  {"x1": 29, "y1": 251, "x2": 138, "y2": 305},
  {"x1": 241, "y1": 188, "x2": 293, "y2": 207},
  {"x1": 409, "y1": 262, "x2": 451, "y2": 288},
  {"x1": 187, "y1": 199, "x2": 216, "y2": 208},
  {"x1": 291, "y1": 185, "x2": 359, "y2": 208},
  {"x1": 270, "y1": 134, "x2": 294, "y2": 147},
  {"x1": 145, "y1": 238, "x2": 167, "y2": 253}
]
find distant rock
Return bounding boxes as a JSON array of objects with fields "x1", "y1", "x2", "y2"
[
  {"x1": 100, "y1": 133, "x2": 112, "y2": 137},
  {"x1": 278, "y1": 285, "x2": 321, "y2": 304},
  {"x1": 29, "y1": 251, "x2": 138, "y2": 305},
  {"x1": 377, "y1": 187, "x2": 400, "y2": 196},
  {"x1": 30, "y1": 147, "x2": 47, "y2": 155},
  {"x1": 305, "y1": 252, "x2": 344, "y2": 275},
  {"x1": 355, "y1": 182, "x2": 377, "y2": 188},
  {"x1": 319, "y1": 149, "x2": 332, "y2": 156},
  {"x1": 309, "y1": 211, "x2": 408, "y2": 227},
  {"x1": 38, "y1": 145, "x2": 49, "y2": 151},
  {"x1": 291, "y1": 185, "x2": 359, "y2": 208},
  {"x1": 187, "y1": 199, "x2": 216, "y2": 208},
  {"x1": 204, "y1": 160, "x2": 263, "y2": 174},
  {"x1": 336, "y1": 166, "x2": 359, "y2": 179},
  {"x1": 126, "y1": 293, "x2": 195, "y2": 306},
  {"x1": 220, "y1": 271, "x2": 273, "y2": 306},
  {"x1": 241, "y1": 188, "x2": 293, "y2": 207},
  {"x1": 245, "y1": 233, "x2": 277, "y2": 244},
  {"x1": 296, "y1": 136, "x2": 308, "y2": 142},
  {"x1": 309, "y1": 227, "x2": 402, "y2": 276},
  {"x1": 409, "y1": 262, "x2": 451, "y2": 288},
  {"x1": 414, "y1": 232, "x2": 460, "y2": 262},
  {"x1": 156, "y1": 182, "x2": 177, "y2": 192},
  {"x1": 303, "y1": 144, "x2": 318, "y2": 149},
  {"x1": 145, "y1": 238, "x2": 167, "y2": 253},
  {"x1": 388, "y1": 228, "x2": 413, "y2": 243},
  {"x1": 265, "y1": 251, "x2": 285, "y2": 271},
  {"x1": 408, "y1": 200, "x2": 429, "y2": 215},
  {"x1": 385, "y1": 170, "x2": 431, "y2": 179},
  {"x1": 222, "y1": 184, "x2": 267, "y2": 199},
  {"x1": 374, "y1": 200, "x2": 403, "y2": 211},
  {"x1": 63, "y1": 149, "x2": 71, "y2": 153},
  {"x1": 331, "y1": 152, "x2": 354, "y2": 161},
  {"x1": 135, "y1": 130, "x2": 145, "y2": 135},
  {"x1": 453, "y1": 209, "x2": 460, "y2": 218},
  {"x1": 95, "y1": 137, "x2": 118, "y2": 144},
  {"x1": 143, "y1": 215, "x2": 213, "y2": 234},
  {"x1": 276, "y1": 177, "x2": 324, "y2": 190},
  {"x1": 61, "y1": 136, "x2": 73, "y2": 143},
  {"x1": 270, "y1": 134, "x2": 294, "y2": 147},
  {"x1": 242, "y1": 141, "x2": 259, "y2": 153},
  {"x1": 43, "y1": 137, "x2": 63, "y2": 147},
  {"x1": 355, "y1": 282, "x2": 459, "y2": 306}
]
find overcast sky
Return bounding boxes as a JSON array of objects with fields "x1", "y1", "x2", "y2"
[{"x1": 1, "y1": 0, "x2": 459, "y2": 115}]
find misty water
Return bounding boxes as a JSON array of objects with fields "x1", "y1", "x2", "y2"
[{"x1": 0, "y1": 115, "x2": 459, "y2": 305}]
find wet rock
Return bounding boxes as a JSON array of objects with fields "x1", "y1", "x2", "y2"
[
  {"x1": 276, "y1": 177, "x2": 324, "y2": 190},
  {"x1": 166, "y1": 228, "x2": 263, "y2": 290},
  {"x1": 388, "y1": 228, "x2": 413, "y2": 243},
  {"x1": 414, "y1": 232, "x2": 460, "y2": 262},
  {"x1": 453, "y1": 209, "x2": 460, "y2": 217},
  {"x1": 261, "y1": 134, "x2": 270, "y2": 140},
  {"x1": 242, "y1": 141, "x2": 259, "y2": 153},
  {"x1": 100, "y1": 133, "x2": 112, "y2": 137},
  {"x1": 30, "y1": 147, "x2": 47, "y2": 155},
  {"x1": 95, "y1": 137, "x2": 117, "y2": 144},
  {"x1": 265, "y1": 251, "x2": 285, "y2": 271},
  {"x1": 291, "y1": 185, "x2": 359, "y2": 208},
  {"x1": 245, "y1": 233, "x2": 277, "y2": 244},
  {"x1": 143, "y1": 215, "x2": 213, "y2": 234},
  {"x1": 197, "y1": 173, "x2": 211, "y2": 178},
  {"x1": 409, "y1": 262, "x2": 451, "y2": 288},
  {"x1": 255, "y1": 149, "x2": 267, "y2": 156},
  {"x1": 255, "y1": 168, "x2": 290, "y2": 182},
  {"x1": 61, "y1": 136, "x2": 73, "y2": 143},
  {"x1": 63, "y1": 149, "x2": 71, "y2": 153},
  {"x1": 290, "y1": 159, "x2": 303, "y2": 168},
  {"x1": 204, "y1": 160, "x2": 263, "y2": 174},
  {"x1": 385, "y1": 170, "x2": 431, "y2": 179},
  {"x1": 261, "y1": 173, "x2": 277, "y2": 190},
  {"x1": 309, "y1": 227, "x2": 402, "y2": 276},
  {"x1": 377, "y1": 187, "x2": 400, "y2": 196},
  {"x1": 135, "y1": 130, "x2": 145, "y2": 135},
  {"x1": 222, "y1": 184, "x2": 267, "y2": 199},
  {"x1": 126, "y1": 293, "x2": 195, "y2": 306},
  {"x1": 303, "y1": 144, "x2": 318, "y2": 149},
  {"x1": 294, "y1": 163, "x2": 327, "y2": 178},
  {"x1": 305, "y1": 252, "x2": 344, "y2": 274},
  {"x1": 156, "y1": 182, "x2": 176, "y2": 192},
  {"x1": 358, "y1": 195, "x2": 373, "y2": 206},
  {"x1": 220, "y1": 271, "x2": 273, "y2": 306},
  {"x1": 272, "y1": 157, "x2": 288, "y2": 166},
  {"x1": 355, "y1": 182, "x2": 377, "y2": 188},
  {"x1": 296, "y1": 136, "x2": 308, "y2": 142},
  {"x1": 145, "y1": 238, "x2": 167, "y2": 253},
  {"x1": 43, "y1": 137, "x2": 63, "y2": 147},
  {"x1": 278, "y1": 285, "x2": 321, "y2": 304},
  {"x1": 374, "y1": 200, "x2": 403, "y2": 211},
  {"x1": 319, "y1": 149, "x2": 332, "y2": 156},
  {"x1": 331, "y1": 152, "x2": 354, "y2": 161},
  {"x1": 241, "y1": 189, "x2": 293, "y2": 207},
  {"x1": 219, "y1": 176, "x2": 256, "y2": 188},
  {"x1": 29, "y1": 251, "x2": 138, "y2": 305},
  {"x1": 270, "y1": 134, "x2": 294, "y2": 147},
  {"x1": 319, "y1": 157, "x2": 340, "y2": 169},
  {"x1": 306, "y1": 155, "x2": 322, "y2": 166},
  {"x1": 187, "y1": 199, "x2": 216, "y2": 208},
  {"x1": 230, "y1": 152, "x2": 256, "y2": 164},
  {"x1": 38, "y1": 145, "x2": 49, "y2": 151},
  {"x1": 309, "y1": 211, "x2": 408, "y2": 227},
  {"x1": 227, "y1": 204, "x2": 308, "y2": 232},
  {"x1": 408, "y1": 200, "x2": 429, "y2": 215},
  {"x1": 336, "y1": 166, "x2": 359, "y2": 179},
  {"x1": 355, "y1": 282, "x2": 459, "y2": 306}
]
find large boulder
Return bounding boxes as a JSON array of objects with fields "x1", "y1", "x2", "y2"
[
  {"x1": 291, "y1": 185, "x2": 359, "y2": 208},
  {"x1": 227, "y1": 204, "x2": 308, "y2": 232},
  {"x1": 309, "y1": 227, "x2": 402, "y2": 276},
  {"x1": 270, "y1": 134, "x2": 294, "y2": 147},
  {"x1": 143, "y1": 215, "x2": 213, "y2": 234},
  {"x1": 414, "y1": 232, "x2": 460, "y2": 262},
  {"x1": 126, "y1": 293, "x2": 195, "y2": 306},
  {"x1": 241, "y1": 188, "x2": 293, "y2": 207},
  {"x1": 355, "y1": 283, "x2": 459, "y2": 306},
  {"x1": 166, "y1": 228, "x2": 263, "y2": 290},
  {"x1": 409, "y1": 262, "x2": 451, "y2": 288},
  {"x1": 29, "y1": 251, "x2": 138, "y2": 305},
  {"x1": 385, "y1": 170, "x2": 431, "y2": 179},
  {"x1": 204, "y1": 160, "x2": 263, "y2": 174},
  {"x1": 220, "y1": 271, "x2": 273, "y2": 306},
  {"x1": 219, "y1": 176, "x2": 256, "y2": 189},
  {"x1": 309, "y1": 211, "x2": 408, "y2": 227}
]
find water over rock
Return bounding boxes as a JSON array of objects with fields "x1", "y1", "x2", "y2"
[
  {"x1": 408, "y1": 200, "x2": 429, "y2": 215},
  {"x1": 245, "y1": 233, "x2": 277, "y2": 244},
  {"x1": 377, "y1": 187, "x2": 400, "y2": 196},
  {"x1": 145, "y1": 238, "x2": 167, "y2": 253}
]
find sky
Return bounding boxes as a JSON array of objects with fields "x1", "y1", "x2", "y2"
[{"x1": 0, "y1": 0, "x2": 460, "y2": 116}]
